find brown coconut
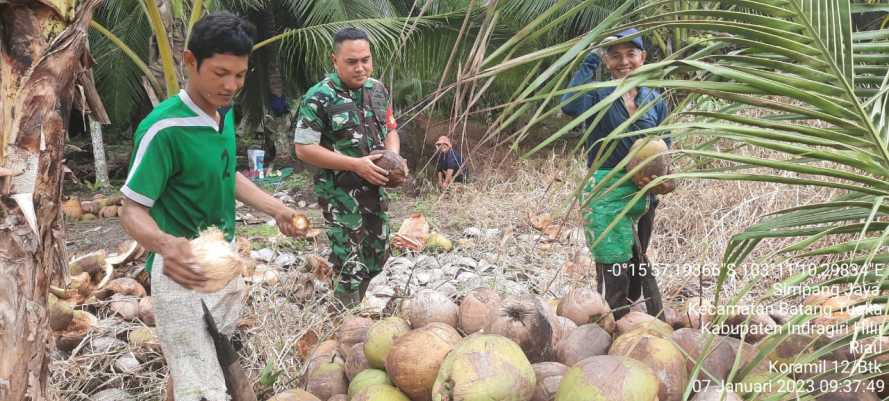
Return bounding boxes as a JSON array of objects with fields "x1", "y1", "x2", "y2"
[
  {"x1": 458, "y1": 287, "x2": 502, "y2": 334},
  {"x1": 532, "y1": 375, "x2": 562, "y2": 401},
  {"x1": 691, "y1": 387, "x2": 743, "y2": 401},
  {"x1": 191, "y1": 228, "x2": 250, "y2": 293},
  {"x1": 557, "y1": 288, "x2": 615, "y2": 332},
  {"x1": 345, "y1": 342, "x2": 371, "y2": 380},
  {"x1": 364, "y1": 316, "x2": 410, "y2": 369},
  {"x1": 616, "y1": 310, "x2": 674, "y2": 337},
  {"x1": 671, "y1": 328, "x2": 740, "y2": 386},
  {"x1": 109, "y1": 293, "x2": 141, "y2": 321},
  {"x1": 306, "y1": 362, "x2": 348, "y2": 401},
  {"x1": 402, "y1": 289, "x2": 459, "y2": 329},
  {"x1": 485, "y1": 296, "x2": 553, "y2": 363},
  {"x1": 431, "y1": 334, "x2": 536, "y2": 401},
  {"x1": 138, "y1": 297, "x2": 155, "y2": 326},
  {"x1": 627, "y1": 137, "x2": 675, "y2": 194},
  {"x1": 370, "y1": 149, "x2": 408, "y2": 188},
  {"x1": 532, "y1": 362, "x2": 567, "y2": 401},
  {"x1": 722, "y1": 313, "x2": 778, "y2": 343},
  {"x1": 555, "y1": 355, "x2": 659, "y2": 401},
  {"x1": 556, "y1": 323, "x2": 611, "y2": 366},
  {"x1": 385, "y1": 322, "x2": 462, "y2": 401},
  {"x1": 549, "y1": 316, "x2": 578, "y2": 351},
  {"x1": 56, "y1": 310, "x2": 97, "y2": 351},
  {"x1": 305, "y1": 340, "x2": 342, "y2": 382},
  {"x1": 681, "y1": 296, "x2": 714, "y2": 329},
  {"x1": 268, "y1": 389, "x2": 323, "y2": 401},
  {"x1": 337, "y1": 316, "x2": 373, "y2": 356},
  {"x1": 663, "y1": 306, "x2": 686, "y2": 329},
  {"x1": 609, "y1": 333, "x2": 689, "y2": 401}
]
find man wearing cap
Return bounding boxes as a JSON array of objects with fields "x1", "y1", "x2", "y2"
[
  {"x1": 561, "y1": 28, "x2": 671, "y2": 320},
  {"x1": 434, "y1": 136, "x2": 467, "y2": 189}
]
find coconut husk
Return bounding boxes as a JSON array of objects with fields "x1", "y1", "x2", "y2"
[
  {"x1": 56, "y1": 310, "x2": 97, "y2": 352},
  {"x1": 402, "y1": 289, "x2": 458, "y2": 329},
  {"x1": 190, "y1": 228, "x2": 250, "y2": 293},
  {"x1": 458, "y1": 287, "x2": 501, "y2": 335},
  {"x1": 49, "y1": 299, "x2": 74, "y2": 331},
  {"x1": 128, "y1": 327, "x2": 162, "y2": 353},
  {"x1": 391, "y1": 213, "x2": 430, "y2": 251},
  {"x1": 486, "y1": 296, "x2": 554, "y2": 363},
  {"x1": 370, "y1": 149, "x2": 408, "y2": 188}
]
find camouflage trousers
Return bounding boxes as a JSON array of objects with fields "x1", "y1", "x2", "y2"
[{"x1": 316, "y1": 174, "x2": 390, "y2": 296}]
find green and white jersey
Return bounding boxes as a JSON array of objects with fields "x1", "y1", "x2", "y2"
[{"x1": 121, "y1": 90, "x2": 237, "y2": 271}]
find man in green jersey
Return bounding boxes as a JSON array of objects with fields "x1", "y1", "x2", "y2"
[
  {"x1": 119, "y1": 12, "x2": 305, "y2": 401},
  {"x1": 293, "y1": 28, "x2": 404, "y2": 306}
]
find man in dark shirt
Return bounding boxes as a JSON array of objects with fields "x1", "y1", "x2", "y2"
[
  {"x1": 435, "y1": 136, "x2": 466, "y2": 189},
  {"x1": 561, "y1": 28, "x2": 670, "y2": 320}
]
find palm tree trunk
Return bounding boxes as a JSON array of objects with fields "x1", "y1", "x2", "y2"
[
  {"x1": 0, "y1": 1, "x2": 101, "y2": 399},
  {"x1": 90, "y1": 120, "x2": 109, "y2": 188}
]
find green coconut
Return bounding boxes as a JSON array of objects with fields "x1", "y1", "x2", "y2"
[
  {"x1": 365, "y1": 316, "x2": 410, "y2": 369},
  {"x1": 352, "y1": 384, "x2": 411, "y2": 401},
  {"x1": 554, "y1": 355, "x2": 659, "y2": 401},
  {"x1": 431, "y1": 334, "x2": 536, "y2": 401},
  {"x1": 426, "y1": 232, "x2": 453, "y2": 252},
  {"x1": 609, "y1": 333, "x2": 688, "y2": 401},
  {"x1": 349, "y1": 369, "x2": 392, "y2": 399},
  {"x1": 268, "y1": 389, "x2": 323, "y2": 401}
]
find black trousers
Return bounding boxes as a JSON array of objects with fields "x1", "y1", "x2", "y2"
[{"x1": 596, "y1": 196, "x2": 664, "y2": 320}]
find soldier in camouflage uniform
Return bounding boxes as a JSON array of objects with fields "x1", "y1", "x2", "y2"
[{"x1": 293, "y1": 28, "x2": 402, "y2": 306}]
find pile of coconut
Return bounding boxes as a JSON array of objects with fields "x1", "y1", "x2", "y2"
[
  {"x1": 270, "y1": 286, "x2": 886, "y2": 401},
  {"x1": 62, "y1": 194, "x2": 125, "y2": 221}
]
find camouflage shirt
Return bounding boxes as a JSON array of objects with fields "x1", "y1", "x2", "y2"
[{"x1": 293, "y1": 73, "x2": 397, "y2": 156}]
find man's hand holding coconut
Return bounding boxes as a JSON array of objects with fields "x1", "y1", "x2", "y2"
[
  {"x1": 119, "y1": 12, "x2": 309, "y2": 401},
  {"x1": 561, "y1": 27, "x2": 672, "y2": 321},
  {"x1": 293, "y1": 28, "x2": 407, "y2": 308}
]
